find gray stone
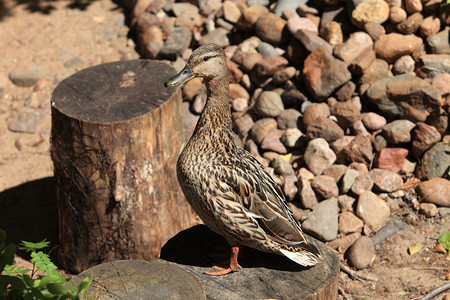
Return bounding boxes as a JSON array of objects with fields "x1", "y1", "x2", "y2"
[
  {"x1": 418, "y1": 54, "x2": 450, "y2": 78},
  {"x1": 416, "y1": 178, "x2": 450, "y2": 207},
  {"x1": 254, "y1": 91, "x2": 284, "y2": 117},
  {"x1": 417, "y1": 143, "x2": 450, "y2": 180},
  {"x1": 9, "y1": 64, "x2": 49, "y2": 87},
  {"x1": 356, "y1": 191, "x2": 390, "y2": 231},
  {"x1": 277, "y1": 108, "x2": 301, "y2": 129},
  {"x1": 302, "y1": 198, "x2": 338, "y2": 242},
  {"x1": 427, "y1": 30, "x2": 450, "y2": 54},
  {"x1": 159, "y1": 26, "x2": 192, "y2": 60},
  {"x1": 311, "y1": 175, "x2": 339, "y2": 200},
  {"x1": 339, "y1": 211, "x2": 364, "y2": 234},
  {"x1": 351, "y1": 175, "x2": 374, "y2": 195},
  {"x1": 370, "y1": 168, "x2": 403, "y2": 193},
  {"x1": 323, "y1": 164, "x2": 348, "y2": 184},
  {"x1": 306, "y1": 116, "x2": 345, "y2": 142},
  {"x1": 338, "y1": 195, "x2": 356, "y2": 212},
  {"x1": 304, "y1": 138, "x2": 337, "y2": 175},
  {"x1": 198, "y1": 28, "x2": 230, "y2": 48},
  {"x1": 382, "y1": 119, "x2": 416, "y2": 144},
  {"x1": 8, "y1": 110, "x2": 49, "y2": 133},
  {"x1": 270, "y1": 155, "x2": 295, "y2": 176},
  {"x1": 298, "y1": 175, "x2": 319, "y2": 209},
  {"x1": 294, "y1": 30, "x2": 333, "y2": 54},
  {"x1": 281, "y1": 128, "x2": 303, "y2": 148},
  {"x1": 273, "y1": 0, "x2": 308, "y2": 15},
  {"x1": 257, "y1": 42, "x2": 279, "y2": 58},
  {"x1": 340, "y1": 169, "x2": 360, "y2": 194}
]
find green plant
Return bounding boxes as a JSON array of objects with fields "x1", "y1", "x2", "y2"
[
  {"x1": 438, "y1": 232, "x2": 450, "y2": 251},
  {"x1": 0, "y1": 229, "x2": 92, "y2": 299}
]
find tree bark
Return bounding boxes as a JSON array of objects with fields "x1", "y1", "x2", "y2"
[{"x1": 51, "y1": 60, "x2": 192, "y2": 273}]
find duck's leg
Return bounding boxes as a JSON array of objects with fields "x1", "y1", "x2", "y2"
[{"x1": 205, "y1": 246, "x2": 242, "y2": 276}]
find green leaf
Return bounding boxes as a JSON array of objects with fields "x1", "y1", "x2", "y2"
[
  {"x1": 438, "y1": 232, "x2": 450, "y2": 251},
  {"x1": 19, "y1": 240, "x2": 50, "y2": 252},
  {"x1": 69, "y1": 279, "x2": 77, "y2": 294},
  {"x1": 47, "y1": 282, "x2": 69, "y2": 295},
  {"x1": 30, "y1": 251, "x2": 58, "y2": 273},
  {"x1": 77, "y1": 274, "x2": 92, "y2": 298},
  {"x1": 0, "y1": 243, "x2": 17, "y2": 271},
  {"x1": 38, "y1": 270, "x2": 63, "y2": 289}
]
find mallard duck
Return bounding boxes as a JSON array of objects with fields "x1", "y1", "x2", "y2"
[{"x1": 165, "y1": 44, "x2": 320, "y2": 275}]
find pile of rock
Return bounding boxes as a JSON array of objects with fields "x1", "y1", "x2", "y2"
[{"x1": 128, "y1": 0, "x2": 450, "y2": 269}]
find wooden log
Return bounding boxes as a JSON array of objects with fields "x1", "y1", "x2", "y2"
[
  {"x1": 74, "y1": 225, "x2": 339, "y2": 299},
  {"x1": 50, "y1": 60, "x2": 192, "y2": 273}
]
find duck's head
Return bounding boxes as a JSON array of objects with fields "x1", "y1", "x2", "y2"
[{"x1": 164, "y1": 44, "x2": 227, "y2": 87}]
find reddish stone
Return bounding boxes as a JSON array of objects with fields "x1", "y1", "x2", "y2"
[
  {"x1": 374, "y1": 148, "x2": 409, "y2": 173},
  {"x1": 254, "y1": 56, "x2": 289, "y2": 77}
]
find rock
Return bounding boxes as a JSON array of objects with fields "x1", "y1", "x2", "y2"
[
  {"x1": 340, "y1": 169, "x2": 359, "y2": 194},
  {"x1": 254, "y1": 56, "x2": 289, "y2": 77},
  {"x1": 438, "y1": 207, "x2": 450, "y2": 218},
  {"x1": 234, "y1": 114, "x2": 253, "y2": 137},
  {"x1": 417, "y1": 178, "x2": 450, "y2": 207},
  {"x1": 281, "y1": 87, "x2": 308, "y2": 108},
  {"x1": 172, "y1": 2, "x2": 198, "y2": 17},
  {"x1": 270, "y1": 155, "x2": 295, "y2": 176},
  {"x1": 323, "y1": 164, "x2": 347, "y2": 184},
  {"x1": 339, "y1": 134, "x2": 374, "y2": 165},
  {"x1": 382, "y1": 120, "x2": 416, "y2": 144},
  {"x1": 298, "y1": 175, "x2": 319, "y2": 209},
  {"x1": 397, "y1": 12, "x2": 423, "y2": 35},
  {"x1": 223, "y1": 1, "x2": 241, "y2": 24},
  {"x1": 374, "y1": 33, "x2": 423, "y2": 63},
  {"x1": 311, "y1": 175, "x2": 339, "y2": 200},
  {"x1": 332, "y1": 101, "x2": 361, "y2": 129},
  {"x1": 261, "y1": 129, "x2": 287, "y2": 154},
  {"x1": 322, "y1": 21, "x2": 343, "y2": 46},
  {"x1": 8, "y1": 110, "x2": 49, "y2": 133},
  {"x1": 427, "y1": 30, "x2": 450, "y2": 54},
  {"x1": 370, "y1": 218, "x2": 409, "y2": 245},
  {"x1": 351, "y1": 175, "x2": 374, "y2": 195},
  {"x1": 431, "y1": 73, "x2": 450, "y2": 97},
  {"x1": 416, "y1": 142, "x2": 450, "y2": 180},
  {"x1": 139, "y1": 25, "x2": 164, "y2": 59},
  {"x1": 363, "y1": 22, "x2": 385, "y2": 41},
  {"x1": 198, "y1": 28, "x2": 230, "y2": 47},
  {"x1": 287, "y1": 14, "x2": 318, "y2": 35},
  {"x1": 420, "y1": 16, "x2": 440, "y2": 37},
  {"x1": 232, "y1": 98, "x2": 249, "y2": 112},
  {"x1": 257, "y1": 42, "x2": 279, "y2": 58},
  {"x1": 255, "y1": 12, "x2": 287, "y2": 44},
  {"x1": 227, "y1": 59, "x2": 244, "y2": 83},
  {"x1": 412, "y1": 122, "x2": 442, "y2": 158},
  {"x1": 272, "y1": 67, "x2": 296, "y2": 85},
  {"x1": 281, "y1": 128, "x2": 303, "y2": 148},
  {"x1": 306, "y1": 116, "x2": 344, "y2": 142},
  {"x1": 426, "y1": 107, "x2": 448, "y2": 136},
  {"x1": 389, "y1": 6, "x2": 407, "y2": 24},
  {"x1": 199, "y1": 0, "x2": 222, "y2": 16},
  {"x1": 159, "y1": 26, "x2": 192, "y2": 60},
  {"x1": 274, "y1": 0, "x2": 308, "y2": 16},
  {"x1": 229, "y1": 83, "x2": 250, "y2": 101},
  {"x1": 361, "y1": 112, "x2": 386, "y2": 131},
  {"x1": 254, "y1": 91, "x2": 284, "y2": 117},
  {"x1": 302, "y1": 198, "x2": 338, "y2": 242},
  {"x1": 294, "y1": 29, "x2": 333, "y2": 54},
  {"x1": 356, "y1": 191, "x2": 391, "y2": 231},
  {"x1": 302, "y1": 46, "x2": 352, "y2": 101},
  {"x1": 333, "y1": 32, "x2": 375, "y2": 75},
  {"x1": 401, "y1": 158, "x2": 416, "y2": 174},
  {"x1": 348, "y1": 162, "x2": 369, "y2": 175},
  {"x1": 374, "y1": 148, "x2": 409, "y2": 173},
  {"x1": 417, "y1": 54, "x2": 450, "y2": 78},
  {"x1": 283, "y1": 175, "x2": 298, "y2": 201},
  {"x1": 9, "y1": 64, "x2": 49, "y2": 87},
  {"x1": 237, "y1": 5, "x2": 269, "y2": 32},
  {"x1": 335, "y1": 81, "x2": 356, "y2": 102},
  {"x1": 366, "y1": 74, "x2": 442, "y2": 119},
  {"x1": 277, "y1": 108, "x2": 301, "y2": 129},
  {"x1": 339, "y1": 212, "x2": 364, "y2": 234},
  {"x1": 402, "y1": 106, "x2": 429, "y2": 123},
  {"x1": 351, "y1": 0, "x2": 389, "y2": 28},
  {"x1": 175, "y1": 11, "x2": 203, "y2": 30},
  {"x1": 405, "y1": 0, "x2": 422, "y2": 13},
  {"x1": 347, "y1": 236, "x2": 376, "y2": 270},
  {"x1": 328, "y1": 232, "x2": 361, "y2": 253},
  {"x1": 302, "y1": 103, "x2": 330, "y2": 128},
  {"x1": 251, "y1": 118, "x2": 278, "y2": 144},
  {"x1": 370, "y1": 168, "x2": 403, "y2": 193},
  {"x1": 304, "y1": 138, "x2": 337, "y2": 176},
  {"x1": 360, "y1": 59, "x2": 390, "y2": 92},
  {"x1": 338, "y1": 195, "x2": 356, "y2": 212},
  {"x1": 393, "y1": 55, "x2": 415, "y2": 74},
  {"x1": 419, "y1": 203, "x2": 439, "y2": 217}
]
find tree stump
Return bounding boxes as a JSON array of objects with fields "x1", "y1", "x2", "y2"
[
  {"x1": 50, "y1": 60, "x2": 192, "y2": 273},
  {"x1": 74, "y1": 225, "x2": 339, "y2": 299}
]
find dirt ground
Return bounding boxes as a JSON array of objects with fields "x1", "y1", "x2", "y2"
[{"x1": 0, "y1": 0, "x2": 448, "y2": 299}]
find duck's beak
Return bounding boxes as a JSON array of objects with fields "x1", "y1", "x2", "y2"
[{"x1": 164, "y1": 65, "x2": 195, "y2": 87}]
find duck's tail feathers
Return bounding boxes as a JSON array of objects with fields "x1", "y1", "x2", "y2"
[{"x1": 280, "y1": 243, "x2": 321, "y2": 266}]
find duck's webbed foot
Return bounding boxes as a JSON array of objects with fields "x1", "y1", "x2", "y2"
[{"x1": 205, "y1": 246, "x2": 242, "y2": 276}]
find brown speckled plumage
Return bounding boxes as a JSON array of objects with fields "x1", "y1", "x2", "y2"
[{"x1": 165, "y1": 44, "x2": 320, "y2": 275}]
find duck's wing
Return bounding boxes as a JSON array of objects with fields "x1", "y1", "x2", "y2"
[{"x1": 215, "y1": 147, "x2": 309, "y2": 246}]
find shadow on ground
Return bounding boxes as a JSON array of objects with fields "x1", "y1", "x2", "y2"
[{"x1": 0, "y1": 177, "x2": 59, "y2": 256}]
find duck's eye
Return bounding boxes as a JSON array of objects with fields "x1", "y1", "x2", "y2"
[{"x1": 203, "y1": 56, "x2": 212, "y2": 62}]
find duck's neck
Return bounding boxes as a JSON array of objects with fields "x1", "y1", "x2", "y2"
[{"x1": 196, "y1": 75, "x2": 232, "y2": 131}]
